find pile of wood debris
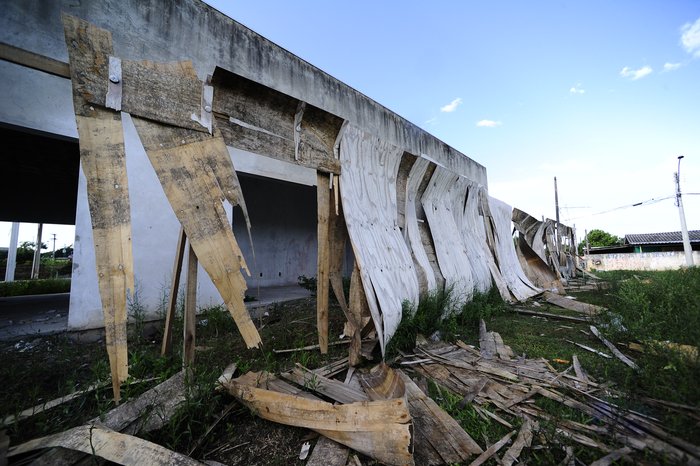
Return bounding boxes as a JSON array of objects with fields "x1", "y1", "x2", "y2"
[{"x1": 5, "y1": 321, "x2": 699, "y2": 465}]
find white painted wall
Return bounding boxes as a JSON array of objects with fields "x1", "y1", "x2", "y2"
[{"x1": 585, "y1": 251, "x2": 700, "y2": 271}]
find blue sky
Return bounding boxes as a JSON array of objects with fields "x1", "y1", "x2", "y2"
[
  {"x1": 2, "y1": 1, "x2": 698, "y2": 250},
  {"x1": 208, "y1": 0, "x2": 700, "y2": 239}
]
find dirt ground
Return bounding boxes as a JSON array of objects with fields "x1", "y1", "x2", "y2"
[{"x1": 1, "y1": 278, "x2": 699, "y2": 465}]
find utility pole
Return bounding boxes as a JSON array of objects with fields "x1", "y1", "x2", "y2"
[
  {"x1": 675, "y1": 156, "x2": 694, "y2": 267},
  {"x1": 554, "y1": 177, "x2": 561, "y2": 261},
  {"x1": 51, "y1": 233, "x2": 57, "y2": 260}
]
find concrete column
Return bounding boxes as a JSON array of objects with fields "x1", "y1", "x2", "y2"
[{"x1": 4, "y1": 222, "x2": 20, "y2": 282}]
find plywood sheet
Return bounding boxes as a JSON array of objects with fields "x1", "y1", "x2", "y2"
[
  {"x1": 421, "y1": 167, "x2": 476, "y2": 304},
  {"x1": 132, "y1": 117, "x2": 261, "y2": 349},
  {"x1": 484, "y1": 196, "x2": 540, "y2": 301},
  {"x1": 403, "y1": 158, "x2": 437, "y2": 294},
  {"x1": 63, "y1": 14, "x2": 133, "y2": 401},
  {"x1": 339, "y1": 125, "x2": 419, "y2": 354}
]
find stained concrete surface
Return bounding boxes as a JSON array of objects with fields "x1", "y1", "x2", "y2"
[{"x1": 0, "y1": 285, "x2": 311, "y2": 342}]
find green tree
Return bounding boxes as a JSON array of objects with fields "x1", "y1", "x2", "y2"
[{"x1": 578, "y1": 229, "x2": 621, "y2": 254}]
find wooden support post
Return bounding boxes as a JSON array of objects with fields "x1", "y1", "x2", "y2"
[
  {"x1": 317, "y1": 171, "x2": 331, "y2": 354},
  {"x1": 183, "y1": 243, "x2": 197, "y2": 367},
  {"x1": 31, "y1": 223, "x2": 43, "y2": 279},
  {"x1": 161, "y1": 227, "x2": 186, "y2": 356}
]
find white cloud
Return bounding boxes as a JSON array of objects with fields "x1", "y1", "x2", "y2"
[
  {"x1": 569, "y1": 85, "x2": 585, "y2": 94},
  {"x1": 663, "y1": 62, "x2": 682, "y2": 72},
  {"x1": 440, "y1": 97, "x2": 463, "y2": 113},
  {"x1": 424, "y1": 117, "x2": 438, "y2": 125},
  {"x1": 681, "y1": 17, "x2": 700, "y2": 57},
  {"x1": 476, "y1": 119, "x2": 502, "y2": 128},
  {"x1": 620, "y1": 65, "x2": 653, "y2": 80}
]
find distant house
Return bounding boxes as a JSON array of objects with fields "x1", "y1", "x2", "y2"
[{"x1": 586, "y1": 230, "x2": 700, "y2": 271}]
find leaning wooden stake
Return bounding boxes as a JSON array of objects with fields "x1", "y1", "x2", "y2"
[
  {"x1": 183, "y1": 243, "x2": 198, "y2": 367},
  {"x1": 316, "y1": 171, "x2": 331, "y2": 353},
  {"x1": 161, "y1": 227, "x2": 186, "y2": 356}
]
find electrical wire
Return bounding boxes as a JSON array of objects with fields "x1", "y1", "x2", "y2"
[{"x1": 565, "y1": 195, "x2": 676, "y2": 222}]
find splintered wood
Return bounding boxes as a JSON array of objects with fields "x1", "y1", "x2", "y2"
[
  {"x1": 223, "y1": 371, "x2": 413, "y2": 466},
  {"x1": 400, "y1": 324, "x2": 700, "y2": 465}
]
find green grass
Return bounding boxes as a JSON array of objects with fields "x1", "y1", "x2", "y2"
[
  {"x1": 387, "y1": 285, "x2": 507, "y2": 356},
  {"x1": 0, "y1": 278, "x2": 71, "y2": 297}
]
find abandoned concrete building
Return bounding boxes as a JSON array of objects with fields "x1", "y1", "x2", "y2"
[{"x1": 0, "y1": 0, "x2": 578, "y2": 394}]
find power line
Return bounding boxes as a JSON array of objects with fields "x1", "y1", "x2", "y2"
[{"x1": 564, "y1": 195, "x2": 675, "y2": 222}]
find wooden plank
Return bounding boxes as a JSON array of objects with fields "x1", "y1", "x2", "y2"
[
  {"x1": 161, "y1": 227, "x2": 186, "y2": 356},
  {"x1": 8, "y1": 425, "x2": 203, "y2": 466},
  {"x1": 226, "y1": 376, "x2": 414, "y2": 466},
  {"x1": 469, "y1": 430, "x2": 516, "y2": 466},
  {"x1": 399, "y1": 371, "x2": 483, "y2": 464},
  {"x1": 317, "y1": 171, "x2": 331, "y2": 354},
  {"x1": 119, "y1": 59, "x2": 206, "y2": 132},
  {"x1": 63, "y1": 13, "x2": 133, "y2": 403},
  {"x1": 62, "y1": 14, "x2": 111, "y2": 116},
  {"x1": 590, "y1": 326, "x2": 639, "y2": 370},
  {"x1": 307, "y1": 436, "x2": 349, "y2": 466},
  {"x1": 131, "y1": 117, "x2": 261, "y2": 349},
  {"x1": 565, "y1": 340, "x2": 612, "y2": 359},
  {"x1": 0, "y1": 41, "x2": 70, "y2": 78},
  {"x1": 31, "y1": 373, "x2": 185, "y2": 464},
  {"x1": 281, "y1": 366, "x2": 369, "y2": 404},
  {"x1": 62, "y1": 16, "x2": 206, "y2": 132},
  {"x1": 328, "y1": 183, "x2": 350, "y2": 319},
  {"x1": 514, "y1": 308, "x2": 589, "y2": 323},
  {"x1": 544, "y1": 291, "x2": 603, "y2": 316},
  {"x1": 183, "y1": 244, "x2": 198, "y2": 367},
  {"x1": 212, "y1": 69, "x2": 342, "y2": 174},
  {"x1": 589, "y1": 446, "x2": 633, "y2": 466},
  {"x1": 359, "y1": 363, "x2": 405, "y2": 400}
]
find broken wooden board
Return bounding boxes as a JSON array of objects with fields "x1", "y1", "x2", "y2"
[
  {"x1": 31, "y1": 372, "x2": 186, "y2": 464},
  {"x1": 131, "y1": 117, "x2": 261, "y2": 349},
  {"x1": 63, "y1": 14, "x2": 134, "y2": 401},
  {"x1": 501, "y1": 417, "x2": 537, "y2": 466},
  {"x1": 514, "y1": 307, "x2": 589, "y2": 323},
  {"x1": 590, "y1": 326, "x2": 639, "y2": 370},
  {"x1": 225, "y1": 372, "x2": 413, "y2": 466},
  {"x1": 339, "y1": 124, "x2": 419, "y2": 354},
  {"x1": 515, "y1": 234, "x2": 564, "y2": 293},
  {"x1": 347, "y1": 262, "x2": 371, "y2": 366},
  {"x1": 161, "y1": 227, "x2": 187, "y2": 356},
  {"x1": 479, "y1": 319, "x2": 514, "y2": 360},
  {"x1": 399, "y1": 370, "x2": 483, "y2": 465},
  {"x1": 8, "y1": 425, "x2": 203, "y2": 465},
  {"x1": 544, "y1": 291, "x2": 603, "y2": 316},
  {"x1": 306, "y1": 436, "x2": 349, "y2": 466}
]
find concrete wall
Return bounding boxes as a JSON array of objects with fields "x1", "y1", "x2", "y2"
[
  {"x1": 0, "y1": 0, "x2": 487, "y2": 329},
  {"x1": 585, "y1": 251, "x2": 700, "y2": 271}
]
